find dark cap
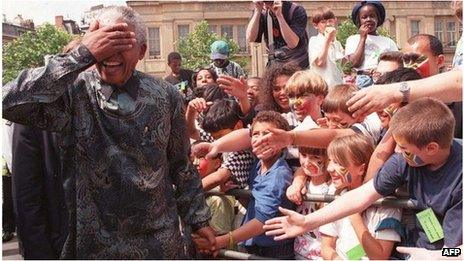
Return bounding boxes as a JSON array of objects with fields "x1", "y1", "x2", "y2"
[{"x1": 351, "y1": 1, "x2": 386, "y2": 28}]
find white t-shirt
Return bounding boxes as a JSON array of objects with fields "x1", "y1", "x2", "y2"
[
  {"x1": 2, "y1": 120, "x2": 14, "y2": 171},
  {"x1": 351, "y1": 113, "x2": 382, "y2": 145},
  {"x1": 319, "y1": 187, "x2": 402, "y2": 260},
  {"x1": 294, "y1": 181, "x2": 332, "y2": 260},
  {"x1": 309, "y1": 33, "x2": 344, "y2": 89},
  {"x1": 345, "y1": 34, "x2": 398, "y2": 70}
]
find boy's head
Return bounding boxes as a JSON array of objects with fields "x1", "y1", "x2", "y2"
[
  {"x1": 372, "y1": 51, "x2": 404, "y2": 83},
  {"x1": 285, "y1": 70, "x2": 328, "y2": 122},
  {"x1": 327, "y1": 134, "x2": 374, "y2": 190},
  {"x1": 167, "y1": 52, "x2": 182, "y2": 75},
  {"x1": 322, "y1": 84, "x2": 361, "y2": 128},
  {"x1": 191, "y1": 141, "x2": 222, "y2": 178},
  {"x1": 247, "y1": 77, "x2": 262, "y2": 107},
  {"x1": 201, "y1": 99, "x2": 243, "y2": 140},
  {"x1": 351, "y1": 1, "x2": 386, "y2": 32},
  {"x1": 251, "y1": 111, "x2": 290, "y2": 160},
  {"x1": 210, "y1": 40, "x2": 230, "y2": 68},
  {"x1": 390, "y1": 98, "x2": 455, "y2": 167},
  {"x1": 312, "y1": 6, "x2": 337, "y2": 34},
  {"x1": 298, "y1": 147, "x2": 328, "y2": 178},
  {"x1": 405, "y1": 34, "x2": 445, "y2": 77}
]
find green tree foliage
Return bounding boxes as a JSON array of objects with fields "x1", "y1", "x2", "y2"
[
  {"x1": 2, "y1": 23, "x2": 73, "y2": 84},
  {"x1": 177, "y1": 21, "x2": 248, "y2": 71},
  {"x1": 337, "y1": 16, "x2": 393, "y2": 48}
]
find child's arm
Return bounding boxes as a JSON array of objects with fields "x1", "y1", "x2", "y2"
[
  {"x1": 349, "y1": 213, "x2": 396, "y2": 260},
  {"x1": 286, "y1": 167, "x2": 308, "y2": 205},
  {"x1": 217, "y1": 75, "x2": 251, "y2": 115},
  {"x1": 202, "y1": 168, "x2": 231, "y2": 191},
  {"x1": 216, "y1": 218, "x2": 265, "y2": 249},
  {"x1": 347, "y1": 25, "x2": 370, "y2": 68},
  {"x1": 364, "y1": 129, "x2": 396, "y2": 182},
  {"x1": 264, "y1": 180, "x2": 382, "y2": 240},
  {"x1": 186, "y1": 98, "x2": 210, "y2": 140},
  {"x1": 321, "y1": 234, "x2": 341, "y2": 260},
  {"x1": 211, "y1": 128, "x2": 252, "y2": 155},
  {"x1": 313, "y1": 29, "x2": 337, "y2": 68}
]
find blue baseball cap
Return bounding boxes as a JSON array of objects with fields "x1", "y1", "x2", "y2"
[{"x1": 210, "y1": 40, "x2": 229, "y2": 60}]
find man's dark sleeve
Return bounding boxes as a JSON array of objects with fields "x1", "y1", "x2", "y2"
[
  {"x1": 165, "y1": 84, "x2": 211, "y2": 231},
  {"x1": 12, "y1": 124, "x2": 57, "y2": 259},
  {"x1": 373, "y1": 153, "x2": 407, "y2": 196},
  {"x1": 287, "y1": 5, "x2": 308, "y2": 40}
]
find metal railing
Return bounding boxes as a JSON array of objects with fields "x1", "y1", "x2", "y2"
[{"x1": 206, "y1": 188, "x2": 420, "y2": 210}]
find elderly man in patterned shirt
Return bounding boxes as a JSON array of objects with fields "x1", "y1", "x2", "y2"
[{"x1": 3, "y1": 6, "x2": 216, "y2": 259}]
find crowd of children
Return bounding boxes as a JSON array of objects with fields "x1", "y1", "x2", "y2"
[{"x1": 164, "y1": 0, "x2": 463, "y2": 259}]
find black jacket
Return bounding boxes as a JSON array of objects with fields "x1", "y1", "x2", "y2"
[{"x1": 11, "y1": 124, "x2": 68, "y2": 259}]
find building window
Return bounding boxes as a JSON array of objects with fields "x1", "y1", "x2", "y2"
[
  {"x1": 209, "y1": 25, "x2": 217, "y2": 35},
  {"x1": 435, "y1": 20, "x2": 444, "y2": 42},
  {"x1": 435, "y1": 17, "x2": 460, "y2": 49},
  {"x1": 237, "y1": 25, "x2": 247, "y2": 53},
  {"x1": 221, "y1": 25, "x2": 233, "y2": 39},
  {"x1": 148, "y1": 27, "x2": 161, "y2": 59},
  {"x1": 447, "y1": 21, "x2": 457, "y2": 47},
  {"x1": 178, "y1": 24, "x2": 190, "y2": 40},
  {"x1": 410, "y1": 20, "x2": 420, "y2": 37}
]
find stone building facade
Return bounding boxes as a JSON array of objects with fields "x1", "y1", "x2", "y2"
[{"x1": 127, "y1": 0, "x2": 461, "y2": 77}]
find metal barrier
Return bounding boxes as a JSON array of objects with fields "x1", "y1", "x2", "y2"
[
  {"x1": 206, "y1": 189, "x2": 420, "y2": 210},
  {"x1": 217, "y1": 249, "x2": 271, "y2": 260}
]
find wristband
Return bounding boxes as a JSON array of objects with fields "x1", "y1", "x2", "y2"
[
  {"x1": 228, "y1": 231, "x2": 235, "y2": 249},
  {"x1": 292, "y1": 130, "x2": 297, "y2": 145}
]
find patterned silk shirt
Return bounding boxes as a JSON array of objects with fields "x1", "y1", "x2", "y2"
[{"x1": 3, "y1": 45, "x2": 211, "y2": 259}]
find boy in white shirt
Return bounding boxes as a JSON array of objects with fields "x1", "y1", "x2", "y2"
[{"x1": 308, "y1": 6, "x2": 344, "y2": 89}]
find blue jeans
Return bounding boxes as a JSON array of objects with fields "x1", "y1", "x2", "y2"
[{"x1": 356, "y1": 74, "x2": 374, "y2": 88}]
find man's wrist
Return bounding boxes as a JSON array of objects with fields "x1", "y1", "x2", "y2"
[{"x1": 191, "y1": 220, "x2": 210, "y2": 232}]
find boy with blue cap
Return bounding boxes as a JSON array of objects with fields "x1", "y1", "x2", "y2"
[{"x1": 210, "y1": 40, "x2": 245, "y2": 79}]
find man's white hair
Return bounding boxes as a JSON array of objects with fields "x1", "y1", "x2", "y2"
[{"x1": 94, "y1": 6, "x2": 147, "y2": 44}]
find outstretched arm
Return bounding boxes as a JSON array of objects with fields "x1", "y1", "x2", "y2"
[
  {"x1": 347, "y1": 70, "x2": 463, "y2": 118},
  {"x1": 263, "y1": 180, "x2": 382, "y2": 240}
]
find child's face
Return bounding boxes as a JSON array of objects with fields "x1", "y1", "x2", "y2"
[
  {"x1": 314, "y1": 18, "x2": 337, "y2": 34},
  {"x1": 272, "y1": 75, "x2": 291, "y2": 112},
  {"x1": 247, "y1": 79, "x2": 261, "y2": 106},
  {"x1": 393, "y1": 135, "x2": 429, "y2": 167},
  {"x1": 193, "y1": 156, "x2": 221, "y2": 178},
  {"x1": 325, "y1": 110, "x2": 359, "y2": 129},
  {"x1": 251, "y1": 122, "x2": 280, "y2": 160},
  {"x1": 358, "y1": 5, "x2": 378, "y2": 33},
  {"x1": 327, "y1": 158, "x2": 365, "y2": 190},
  {"x1": 196, "y1": 69, "x2": 215, "y2": 88},
  {"x1": 288, "y1": 93, "x2": 323, "y2": 122},
  {"x1": 299, "y1": 152, "x2": 327, "y2": 177}
]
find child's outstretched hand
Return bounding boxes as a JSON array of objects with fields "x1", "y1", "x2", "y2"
[
  {"x1": 191, "y1": 142, "x2": 221, "y2": 160},
  {"x1": 286, "y1": 182, "x2": 307, "y2": 205},
  {"x1": 263, "y1": 207, "x2": 310, "y2": 240},
  {"x1": 217, "y1": 75, "x2": 248, "y2": 101},
  {"x1": 188, "y1": 98, "x2": 212, "y2": 114}
]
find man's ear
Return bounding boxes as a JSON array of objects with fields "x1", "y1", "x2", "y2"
[
  {"x1": 425, "y1": 142, "x2": 440, "y2": 155},
  {"x1": 138, "y1": 43, "x2": 147, "y2": 60}
]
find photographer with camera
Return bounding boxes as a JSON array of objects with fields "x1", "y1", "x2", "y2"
[{"x1": 246, "y1": 0, "x2": 309, "y2": 69}]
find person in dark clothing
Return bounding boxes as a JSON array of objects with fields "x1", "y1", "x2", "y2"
[
  {"x1": 164, "y1": 52, "x2": 194, "y2": 97},
  {"x1": 11, "y1": 124, "x2": 68, "y2": 259},
  {"x1": 246, "y1": 0, "x2": 309, "y2": 69}
]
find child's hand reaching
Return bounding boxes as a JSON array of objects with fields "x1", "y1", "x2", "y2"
[
  {"x1": 188, "y1": 98, "x2": 212, "y2": 114},
  {"x1": 263, "y1": 207, "x2": 310, "y2": 240},
  {"x1": 316, "y1": 117, "x2": 329, "y2": 128},
  {"x1": 286, "y1": 182, "x2": 307, "y2": 205}
]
